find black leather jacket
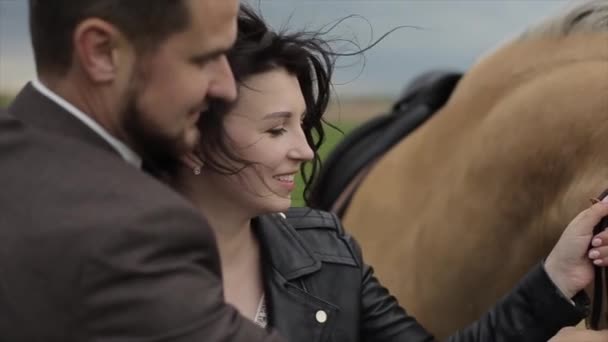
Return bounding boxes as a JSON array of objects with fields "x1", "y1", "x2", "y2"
[{"x1": 254, "y1": 207, "x2": 589, "y2": 342}]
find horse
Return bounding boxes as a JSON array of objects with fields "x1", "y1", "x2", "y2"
[{"x1": 318, "y1": 2, "x2": 608, "y2": 339}]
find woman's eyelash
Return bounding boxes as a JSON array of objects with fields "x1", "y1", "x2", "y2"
[{"x1": 268, "y1": 127, "x2": 287, "y2": 136}]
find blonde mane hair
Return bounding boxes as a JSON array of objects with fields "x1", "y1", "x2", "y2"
[{"x1": 519, "y1": 0, "x2": 608, "y2": 40}]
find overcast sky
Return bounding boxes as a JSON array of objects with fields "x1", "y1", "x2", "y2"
[{"x1": 0, "y1": 0, "x2": 572, "y2": 97}]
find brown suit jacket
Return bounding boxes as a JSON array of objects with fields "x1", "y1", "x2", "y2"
[{"x1": 0, "y1": 84, "x2": 283, "y2": 342}]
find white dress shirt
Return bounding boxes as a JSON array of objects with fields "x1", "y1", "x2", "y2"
[{"x1": 31, "y1": 80, "x2": 142, "y2": 168}]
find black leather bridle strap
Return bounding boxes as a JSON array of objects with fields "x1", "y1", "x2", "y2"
[{"x1": 588, "y1": 190, "x2": 608, "y2": 330}]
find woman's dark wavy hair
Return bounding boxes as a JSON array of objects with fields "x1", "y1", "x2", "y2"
[{"x1": 196, "y1": 4, "x2": 334, "y2": 205}]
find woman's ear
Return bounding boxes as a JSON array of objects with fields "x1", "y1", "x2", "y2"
[{"x1": 180, "y1": 153, "x2": 205, "y2": 175}]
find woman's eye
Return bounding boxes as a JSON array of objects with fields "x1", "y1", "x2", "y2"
[{"x1": 268, "y1": 127, "x2": 287, "y2": 136}]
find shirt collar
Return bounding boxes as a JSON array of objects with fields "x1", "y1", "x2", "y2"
[{"x1": 31, "y1": 80, "x2": 142, "y2": 168}]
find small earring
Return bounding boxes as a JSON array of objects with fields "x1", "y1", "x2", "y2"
[{"x1": 193, "y1": 166, "x2": 201, "y2": 175}]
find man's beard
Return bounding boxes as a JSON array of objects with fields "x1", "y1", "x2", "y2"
[{"x1": 121, "y1": 92, "x2": 190, "y2": 176}]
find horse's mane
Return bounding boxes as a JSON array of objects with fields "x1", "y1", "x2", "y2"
[{"x1": 519, "y1": 0, "x2": 608, "y2": 40}]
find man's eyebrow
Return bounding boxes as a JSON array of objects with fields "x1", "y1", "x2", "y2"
[{"x1": 190, "y1": 47, "x2": 230, "y2": 64}]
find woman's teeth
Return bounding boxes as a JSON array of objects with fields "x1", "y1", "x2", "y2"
[{"x1": 275, "y1": 175, "x2": 294, "y2": 182}]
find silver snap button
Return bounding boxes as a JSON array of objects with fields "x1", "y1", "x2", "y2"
[
  {"x1": 278, "y1": 212, "x2": 286, "y2": 219},
  {"x1": 315, "y1": 310, "x2": 327, "y2": 323}
]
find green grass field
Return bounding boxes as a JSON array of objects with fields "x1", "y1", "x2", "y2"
[
  {"x1": 291, "y1": 121, "x2": 359, "y2": 207},
  {"x1": 0, "y1": 95, "x2": 11, "y2": 108}
]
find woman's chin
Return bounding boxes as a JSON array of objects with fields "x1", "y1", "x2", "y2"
[{"x1": 263, "y1": 197, "x2": 293, "y2": 214}]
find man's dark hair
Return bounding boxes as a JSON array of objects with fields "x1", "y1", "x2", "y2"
[{"x1": 29, "y1": 0, "x2": 190, "y2": 75}]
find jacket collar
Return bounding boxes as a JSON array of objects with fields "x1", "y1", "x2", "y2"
[
  {"x1": 254, "y1": 213, "x2": 338, "y2": 341},
  {"x1": 8, "y1": 82, "x2": 118, "y2": 158},
  {"x1": 254, "y1": 213, "x2": 322, "y2": 282}
]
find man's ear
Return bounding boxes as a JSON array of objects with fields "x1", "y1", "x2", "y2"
[{"x1": 72, "y1": 18, "x2": 130, "y2": 83}]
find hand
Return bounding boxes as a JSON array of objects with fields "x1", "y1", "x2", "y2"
[
  {"x1": 548, "y1": 327, "x2": 608, "y2": 341},
  {"x1": 544, "y1": 200, "x2": 608, "y2": 298}
]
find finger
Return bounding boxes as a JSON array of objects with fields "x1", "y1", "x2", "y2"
[
  {"x1": 588, "y1": 245, "x2": 608, "y2": 260},
  {"x1": 591, "y1": 230, "x2": 608, "y2": 247},
  {"x1": 567, "y1": 202, "x2": 608, "y2": 235}
]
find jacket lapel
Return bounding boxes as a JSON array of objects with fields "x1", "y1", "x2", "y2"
[{"x1": 255, "y1": 214, "x2": 339, "y2": 342}]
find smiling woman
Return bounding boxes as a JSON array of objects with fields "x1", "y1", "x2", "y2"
[{"x1": 181, "y1": 66, "x2": 316, "y2": 215}]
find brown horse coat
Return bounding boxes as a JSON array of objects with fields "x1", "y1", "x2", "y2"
[{"x1": 343, "y1": 33, "x2": 608, "y2": 339}]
